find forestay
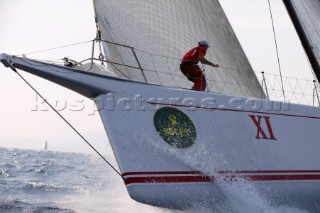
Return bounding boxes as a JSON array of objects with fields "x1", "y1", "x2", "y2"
[{"x1": 93, "y1": 0, "x2": 264, "y2": 98}]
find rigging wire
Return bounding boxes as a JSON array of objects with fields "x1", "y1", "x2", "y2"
[
  {"x1": 14, "y1": 71, "x2": 124, "y2": 181},
  {"x1": 17, "y1": 40, "x2": 93, "y2": 57},
  {"x1": 267, "y1": 0, "x2": 286, "y2": 102}
]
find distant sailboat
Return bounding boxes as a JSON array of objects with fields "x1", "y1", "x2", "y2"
[
  {"x1": 1, "y1": 0, "x2": 320, "y2": 210},
  {"x1": 43, "y1": 141, "x2": 48, "y2": 151}
]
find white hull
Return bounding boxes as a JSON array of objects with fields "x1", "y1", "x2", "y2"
[
  {"x1": 1, "y1": 54, "x2": 320, "y2": 209},
  {"x1": 98, "y1": 79, "x2": 320, "y2": 208}
]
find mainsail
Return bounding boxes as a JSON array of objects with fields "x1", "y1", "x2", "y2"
[
  {"x1": 283, "y1": 0, "x2": 320, "y2": 81},
  {"x1": 93, "y1": 0, "x2": 265, "y2": 98}
]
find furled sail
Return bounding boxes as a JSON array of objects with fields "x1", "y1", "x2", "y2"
[
  {"x1": 283, "y1": 0, "x2": 320, "y2": 81},
  {"x1": 93, "y1": 0, "x2": 265, "y2": 98}
]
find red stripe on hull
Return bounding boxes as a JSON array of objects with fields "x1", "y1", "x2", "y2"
[
  {"x1": 125, "y1": 175, "x2": 213, "y2": 185},
  {"x1": 123, "y1": 171, "x2": 202, "y2": 176},
  {"x1": 123, "y1": 170, "x2": 320, "y2": 177},
  {"x1": 123, "y1": 170, "x2": 320, "y2": 185},
  {"x1": 217, "y1": 170, "x2": 320, "y2": 174},
  {"x1": 247, "y1": 174, "x2": 320, "y2": 181}
]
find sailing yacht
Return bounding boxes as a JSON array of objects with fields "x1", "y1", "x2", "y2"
[
  {"x1": 43, "y1": 141, "x2": 48, "y2": 151},
  {"x1": 1, "y1": 0, "x2": 320, "y2": 210}
]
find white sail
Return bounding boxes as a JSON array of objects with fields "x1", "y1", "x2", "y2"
[
  {"x1": 284, "y1": 0, "x2": 320, "y2": 80},
  {"x1": 43, "y1": 141, "x2": 48, "y2": 151},
  {"x1": 93, "y1": 0, "x2": 265, "y2": 98}
]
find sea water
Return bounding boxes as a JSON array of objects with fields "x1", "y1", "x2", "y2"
[{"x1": 0, "y1": 147, "x2": 313, "y2": 213}]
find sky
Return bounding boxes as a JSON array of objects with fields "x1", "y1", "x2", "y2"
[{"x1": 0, "y1": 0, "x2": 314, "y2": 153}]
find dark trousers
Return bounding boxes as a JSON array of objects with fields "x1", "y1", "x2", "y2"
[{"x1": 180, "y1": 62, "x2": 206, "y2": 91}]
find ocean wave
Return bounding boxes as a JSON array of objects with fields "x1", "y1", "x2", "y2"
[
  {"x1": 1, "y1": 169, "x2": 10, "y2": 177},
  {"x1": 34, "y1": 167, "x2": 47, "y2": 174},
  {"x1": 0, "y1": 200, "x2": 76, "y2": 213},
  {"x1": 22, "y1": 182, "x2": 89, "y2": 194},
  {"x1": 1, "y1": 162, "x2": 15, "y2": 168}
]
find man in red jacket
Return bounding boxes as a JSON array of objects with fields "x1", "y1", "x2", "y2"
[{"x1": 180, "y1": 41, "x2": 219, "y2": 91}]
